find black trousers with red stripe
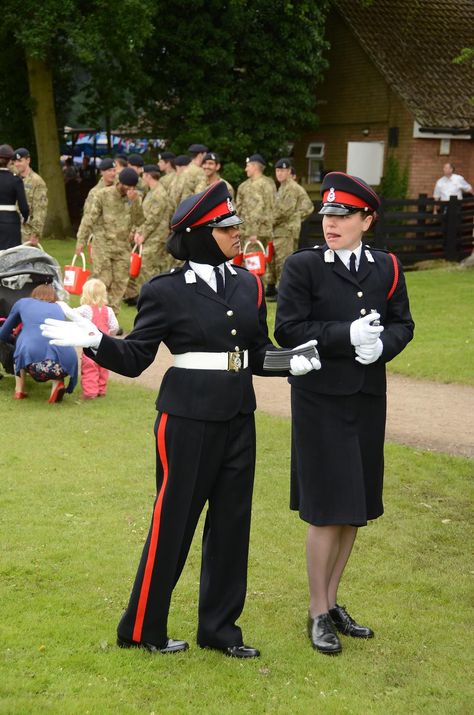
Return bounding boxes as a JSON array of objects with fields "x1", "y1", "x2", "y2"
[{"x1": 117, "y1": 411, "x2": 257, "y2": 649}]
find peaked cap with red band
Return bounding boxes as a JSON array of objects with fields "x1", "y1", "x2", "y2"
[
  {"x1": 319, "y1": 171, "x2": 380, "y2": 215},
  {"x1": 170, "y1": 180, "x2": 243, "y2": 232}
]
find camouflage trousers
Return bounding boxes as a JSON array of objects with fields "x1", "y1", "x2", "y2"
[
  {"x1": 91, "y1": 241, "x2": 130, "y2": 316},
  {"x1": 267, "y1": 232, "x2": 298, "y2": 287}
]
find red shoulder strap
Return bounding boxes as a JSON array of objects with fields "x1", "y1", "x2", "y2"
[
  {"x1": 254, "y1": 273, "x2": 263, "y2": 308},
  {"x1": 387, "y1": 253, "x2": 399, "y2": 300}
]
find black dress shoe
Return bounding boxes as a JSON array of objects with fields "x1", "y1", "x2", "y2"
[
  {"x1": 117, "y1": 635, "x2": 189, "y2": 654},
  {"x1": 307, "y1": 613, "x2": 342, "y2": 654},
  {"x1": 329, "y1": 604, "x2": 374, "y2": 638},
  {"x1": 199, "y1": 643, "x2": 260, "y2": 658}
]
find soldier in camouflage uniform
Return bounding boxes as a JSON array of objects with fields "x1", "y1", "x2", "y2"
[
  {"x1": 75, "y1": 168, "x2": 144, "y2": 316},
  {"x1": 235, "y1": 154, "x2": 275, "y2": 289},
  {"x1": 123, "y1": 154, "x2": 149, "y2": 302},
  {"x1": 13, "y1": 148, "x2": 48, "y2": 246},
  {"x1": 128, "y1": 154, "x2": 148, "y2": 198},
  {"x1": 158, "y1": 151, "x2": 177, "y2": 195},
  {"x1": 82, "y1": 158, "x2": 117, "y2": 213},
  {"x1": 132, "y1": 164, "x2": 174, "y2": 284},
  {"x1": 170, "y1": 143, "x2": 208, "y2": 209},
  {"x1": 202, "y1": 152, "x2": 234, "y2": 199},
  {"x1": 269, "y1": 158, "x2": 315, "y2": 299}
]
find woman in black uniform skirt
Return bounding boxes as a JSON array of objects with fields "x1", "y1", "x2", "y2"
[
  {"x1": 0, "y1": 144, "x2": 29, "y2": 250},
  {"x1": 275, "y1": 172, "x2": 414, "y2": 655}
]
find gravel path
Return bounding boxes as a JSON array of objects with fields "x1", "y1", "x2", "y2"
[{"x1": 110, "y1": 345, "x2": 474, "y2": 459}]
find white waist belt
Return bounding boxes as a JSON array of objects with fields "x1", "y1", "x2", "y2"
[
  {"x1": 173, "y1": 350, "x2": 249, "y2": 372},
  {"x1": 0, "y1": 205, "x2": 17, "y2": 211}
]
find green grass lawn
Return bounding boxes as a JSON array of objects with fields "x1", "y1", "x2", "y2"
[
  {"x1": 1, "y1": 378, "x2": 473, "y2": 714},
  {"x1": 40, "y1": 239, "x2": 473, "y2": 385}
]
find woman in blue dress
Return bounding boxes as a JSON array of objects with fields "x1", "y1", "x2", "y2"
[{"x1": 0, "y1": 284, "x2": 77, "y2": 402}]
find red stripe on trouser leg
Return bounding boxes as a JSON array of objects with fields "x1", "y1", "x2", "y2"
[{"x1": 132, "y1": 412, "x2": 169, "y2": 643}]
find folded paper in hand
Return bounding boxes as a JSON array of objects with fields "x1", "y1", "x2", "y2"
[{"x1": 263, "y1": 344, "x2": 319, "y2": 371}]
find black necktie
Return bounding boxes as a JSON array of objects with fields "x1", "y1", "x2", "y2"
[
  {"x1": 349, "y1": 252, "x2": 357, "y2": 277},
  {"x1": 214, "y1": 266, "x2": 225, "y2": 297}
]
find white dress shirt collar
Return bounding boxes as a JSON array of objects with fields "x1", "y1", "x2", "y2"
[{"x1": 335, "y1": 242, "x2": 363, "y2": 271}]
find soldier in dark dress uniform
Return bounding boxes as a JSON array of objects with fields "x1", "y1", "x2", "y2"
[
  {"x1": 0, "y1": 144, "x2": 29, "y2": 250},
  {"x1": 41, "y1": 181, "x2": 319, "y2": 658},
  {"x1": 275, "y1": 172, "x2": 414, "y2": 655}
]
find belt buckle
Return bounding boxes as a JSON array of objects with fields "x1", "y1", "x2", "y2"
[{"x1": 227, "y1": 350, "x2": 244, "y2": 372}]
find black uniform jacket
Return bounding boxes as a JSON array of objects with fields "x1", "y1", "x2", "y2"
[
  {"x1": 88, "y1": 263, "x2": 278, "y2": 420},
  {"x1": 0, "y1": 170, "x2": 29, "y2": 225},
  {"x1": 275, "y1": 245, "x2": 414, "y2": 396}
]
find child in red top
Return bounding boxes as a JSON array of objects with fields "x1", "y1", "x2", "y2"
[{"x1": 75, "y1": 279, "x2": 119, "y2": 399}]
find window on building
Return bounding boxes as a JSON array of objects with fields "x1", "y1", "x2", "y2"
[{"x1": 305, "y1": 142, "x2": 325, "y2": 183}]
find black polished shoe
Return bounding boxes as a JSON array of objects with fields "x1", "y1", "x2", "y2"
[
  {"x1": 224, "y1": 645, "x2": 260, "y2": 659},
  {"x1": 117, "y1": 635, "x2": 189, "y2": 654},
  {"x1": 329, "y1": 604, "x2": 374, "y2": 638},
  {"x1": 307, "y1": 613, "x2": 342, "y2": 655},
  {"x1": 199, "y1": 643, "x2": 260, "y2": 658}
]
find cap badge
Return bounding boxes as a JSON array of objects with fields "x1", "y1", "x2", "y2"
[
  {"x1": 226, "y1": 198, "x2": 234, "y2": 212},
  {"x1": 327, "y1": 187, "x2": 336, "y2": 202}
]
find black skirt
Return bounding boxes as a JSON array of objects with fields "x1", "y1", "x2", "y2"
[{"x1": 290, "y1": 388, "x2": 386, "y2": 527}]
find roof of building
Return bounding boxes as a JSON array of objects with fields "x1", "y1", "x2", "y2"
[{"x1": 334, "y1": 0, "x2": 474, "y2": 130}]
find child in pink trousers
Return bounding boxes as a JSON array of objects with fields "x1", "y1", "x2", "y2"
[{"x1": 75, "y1": 279, "x2": 119, "y2": 399}]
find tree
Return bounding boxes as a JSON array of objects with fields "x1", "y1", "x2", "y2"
[
  {"x1": 0, "y1": 0, "x2": 330, "y2": 233},
  {"x1": 1, "y1": 0, "x2": 155, "y2": 237},
  {"x1": 138, "y1": 0, "x2": 330, "y2": 183}
]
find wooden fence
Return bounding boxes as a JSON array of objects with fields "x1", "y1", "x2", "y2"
[{"x1": 299, "y1": 195, "x2": 474, "y2": 267}]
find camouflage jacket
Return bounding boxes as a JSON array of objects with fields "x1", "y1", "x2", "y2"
[
  {"x1": 236, "y1": 175, "x2": 275, "y2": 238},
  {"x1": 273, "y1": 179, "x2": 314, "y2": 236},
  {"x1": 21, "y1": 169, "x2": 48, "y2": 239},
  {"x1": 76, "y1": 185, "x2": 144, "y2": 250},
  {"x1": 140, "y1": 183, "x2": 172, "y2": 242},
  {"x1": 207, "y1": 177, "x2": 235, "y2": 200},
  {"x1": 171, "y1": 163, "x2": 207, "y2": 208}
]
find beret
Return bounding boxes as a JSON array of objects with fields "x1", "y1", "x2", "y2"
[
  {"x1": 118, "y1": 167, "x2": 139, "y2": 186},
  {"x1": 275, "y1": 158, "x2": 292, "y2": 169},
  {"x1": 0, "y1": 144, "x2": 14, "y2": 159},
  {"x1": 188, "y1": 143, "x2": 208, "y2": 153},
  {"x1": 99, "y1": 158, "x2": 116, "y2": 171},
  {"x1": 175, "y1": 154, "x2": 191, "y2": 166},
  {"x1": 158, "y1": 151, "x2": 176, "y2": 161},
  {"x1": 127, "y1": 153, "x2": 144, "y2": 167},
  {"x1": 171, "y1": 180, "x2": 242, "y2": 232},
  {"x1": 246, "y1": 153, "x2": 266, "y2": 165},
  {"x1": 14, "y1": 147, "x2": 30, "y2": 159},
  {"x1": 319, "y1": 171, "x2": 380, "y2": 215},
  {"x1": 143, "y1": 164, "x2": 160, "y2": 173},
  {"x1": 204, "y1": 152, "x2": 221, "y2": 163}
]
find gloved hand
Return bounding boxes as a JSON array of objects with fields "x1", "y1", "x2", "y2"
[
  {"x1": 289, "y1": 339, "x2": 321, "y2": 375},
  {"x1": 41, "y1": 302, "x2": 102, "y2": 349},
  {"x1": 350, "y1": 313, "x2": 384, "y2": 346},
  {"x1": 355, "y1": 338, "x2": 383, "y2": 365}
]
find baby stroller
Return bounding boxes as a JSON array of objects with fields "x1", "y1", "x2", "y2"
[{"x1": 0, "y1": 244, "x2": 67, "y2": 375}]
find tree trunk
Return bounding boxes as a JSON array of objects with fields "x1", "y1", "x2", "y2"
[{"x1": 25, "y1": 54, "x2": 73, "y2": 238}]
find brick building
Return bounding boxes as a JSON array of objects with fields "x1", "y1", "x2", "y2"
[{"x1": 293, "y1": 0, "x2": 474, "y2": 199}]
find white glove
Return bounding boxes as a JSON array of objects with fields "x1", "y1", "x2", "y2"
[
  {"x1": 41, "y1": 302, "x2": 102, "y2": 349},
  {"x1": 289, "y1": 339, "x2": 322, "y2": 375},
  {"x1": 350, "y1": 313, "x2": 384, "y2": 346},
  {"x1": 355, "y1": 338, "x2": 383, "y2": 365}
]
